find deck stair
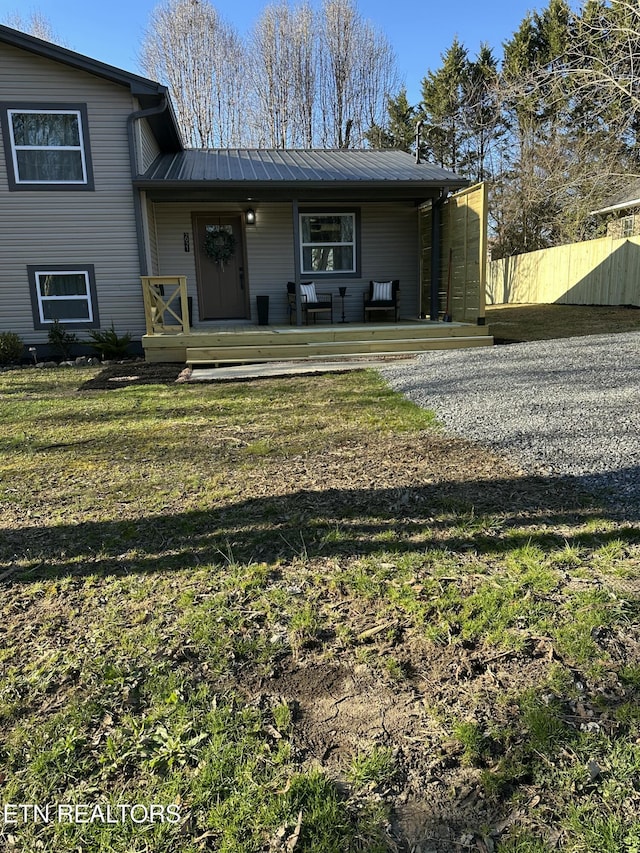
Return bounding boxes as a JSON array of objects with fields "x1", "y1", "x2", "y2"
[{"x1": 142, "y1": 321, "x2": 493, "y2": 365}]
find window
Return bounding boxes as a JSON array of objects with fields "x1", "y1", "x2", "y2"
[
  {"x1": 622, "y1": 215, "x2": 635, "y2": 237},
  {"x1": 1, "y1": 104, "x2": 93, "y2": 190},
  {"x1": 300, "y1": 212, "x2": 358, "y2": 275},
  {"x1": 27, "y1": 265, "x2": 99, "y2": 330}
]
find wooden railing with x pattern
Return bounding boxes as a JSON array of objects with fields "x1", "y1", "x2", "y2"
[{"x1": 141, "y1": 276, "x2": 191, "y2": 336}]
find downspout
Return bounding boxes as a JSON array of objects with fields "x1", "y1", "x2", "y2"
[
  {"x1": 127, "y1": 96, "x2": 169, "y2": 276},
  {"x1": 430, "y1": 192, "x2": 447, "y2": 321}
]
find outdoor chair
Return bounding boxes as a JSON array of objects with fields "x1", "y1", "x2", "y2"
[
  {"x1": 363, "y1": 279, "x2": 400, "y2": 322},
  {"x1": 287, "y1": 281, "x2": 333, "y2": 325}
]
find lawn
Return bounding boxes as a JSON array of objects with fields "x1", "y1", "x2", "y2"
[
  {"x1": 0, "y1": 364, "x2": 639, "y2": 852},
  {"x1": 486, "y1": 303, "x2": 640, "y2": 343}
]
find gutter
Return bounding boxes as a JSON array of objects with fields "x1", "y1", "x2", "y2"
[
  {"x1": 590, "y1": 198, "x2": 640, "y2": 217},
  {"x1": 127, "y1": 97, "x2": 171, "y2": 277}
]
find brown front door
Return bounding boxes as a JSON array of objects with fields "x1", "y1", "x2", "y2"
[{"x1": 193, "y1": 214, "x2": 247, "y2": 320}]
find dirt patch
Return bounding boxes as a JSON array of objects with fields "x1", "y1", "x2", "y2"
[
  {"x1": 80, "y1": 361, "x2": 185, "y2": 389},
  {"x1": 245, "y1": 632, "x2": 556, "y2": 852}
]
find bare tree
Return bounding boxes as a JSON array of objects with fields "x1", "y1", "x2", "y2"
[
  {"x1": 250, "y1": 2, "x2": 317, "y2": 148},
  {"x1": 318, "y1": 0, "x2": 398, "y2": 148},
  {"x1": 139, "y1": 0, "x2": 397, "y2": 149},
  {"x1": 566, "y1": 0, "x2": 640, "y2": 165},
  {"x1": 140, "y1": 0, "x2": 247, "y2": 148},
  {"x1": 4, "y1": 9, "x2": 67, "y2": 44}
]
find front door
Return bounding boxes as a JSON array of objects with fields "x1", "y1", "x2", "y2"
[{"x1": 193, "y1": 214, "x2": 247, "y2": 320}]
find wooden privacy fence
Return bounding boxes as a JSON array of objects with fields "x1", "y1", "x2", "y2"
[
  {"x1": 488, "y1": 235, "x2": 640, "y2": 306},
  {"x1": 420, "y1": 182, "x2": 487, "y2": 323}
]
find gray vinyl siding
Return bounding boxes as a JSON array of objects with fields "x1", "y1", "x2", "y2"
[
  {"x1": 0, "y1": 42, "x2": 145, "y2": 343},
  {"x1": 152, "y1": 201, "x2": 419, "y2": 324},
  {"x1": 360, "y1": 204, "x2": 419, "y2": 319},
  {"x1": 139, "y1": 118, "x2": 161, "y2": 173},
  {"x1": 146, "y1": 195, "x2": 160, "y2": 275}
]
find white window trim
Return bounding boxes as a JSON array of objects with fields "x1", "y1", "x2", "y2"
[
  {"x1": 35, "y1": 270, "x2": 94, "y2": 324},
  {"x1": 621, "y1": 214, "x2": 635, "y2": 237},
  {"x1": 8, "y1": 109, "x2": 88, "y2": 185},
  {"x1": 299, "y1": 212, "x2": 357, "y2": 275}
]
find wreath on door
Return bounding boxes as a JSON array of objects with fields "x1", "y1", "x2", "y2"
[{"x1": 204, "y1": 226, "x2": 236, "y2": 267}]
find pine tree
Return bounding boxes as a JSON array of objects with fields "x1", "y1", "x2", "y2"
[
  {"x1": 419, "y1": 38, "x2": 469, "y2": 172},
  {"x1": 461, "y1": 44, "x2": 500, "y2": 181},
  {"x1": 366, "y1": 87, "x2": 415, "y2": 151}
]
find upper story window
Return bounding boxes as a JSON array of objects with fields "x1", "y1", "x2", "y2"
[
  {"x1": 1, "y1": 104, "x2": 94, "y2": 191},
  {"x1": 299, "y1": 212, "x2": 359, "y2": 276}
]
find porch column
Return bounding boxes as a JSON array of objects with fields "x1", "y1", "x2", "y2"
[{"x1": 292, "y1": 198, "x2": 302, "y2": 326}]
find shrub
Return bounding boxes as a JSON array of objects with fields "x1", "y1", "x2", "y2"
[
  {"x1": 0, "y1": 332, "x2": 24, "y2": 365},
  {"x1": 89, "y1": 324, "x2": 132, "y2": 360},
  {"x1": 48, "y1": 320, "x2": 78, "y2": 360}
]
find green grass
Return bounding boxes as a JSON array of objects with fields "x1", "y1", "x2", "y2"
[{"x1": 0, "y1": 365, "x2": 639, "y2": 852}]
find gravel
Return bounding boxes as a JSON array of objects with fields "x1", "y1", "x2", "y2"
[{"x1": 378, "y1": 332, "x2": 640, "y2": 516}]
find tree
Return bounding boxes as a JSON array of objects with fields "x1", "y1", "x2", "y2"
[
  {"x1": 567, "y1": 0, "x2": 640, "y2": 163},
  {"x1": 491, "y1": 2, "x2": 575, "y2": 256},
  {"x1": 419, "y1": 38, "x2": 469, "y2": 172},
  {"x1": 461, "y1": 45, "x2": 501, "y2": 181},
  {"x1": 140, "y1": 0, "x2": 246, "y2": 148},
  {"x1": 3, "y1": 9, "x2": 66, "y2": 44},
  {"x1": 318, "y1": 0, "x2": 398, "y2": 148},
  {"x1": 140, "y1": 0, "x2": 397, "y2": 149},
  {"x1": 251, "y1": 1, "x2": 316, "y2": 148},
  {"x1": 365, "y1": 87, "x2": 415, "y2": 151},
  {"x1": 490, "y1": 0, "x2": 638, "y2": 257}
]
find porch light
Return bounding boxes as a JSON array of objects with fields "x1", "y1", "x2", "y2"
[{"x1": 245, "y1": 208, "x2": 256, "y2": 225}]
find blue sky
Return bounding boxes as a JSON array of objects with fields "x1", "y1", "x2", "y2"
[{"x1": 0, "y1": 0, "x2": 544, "y2": 104}]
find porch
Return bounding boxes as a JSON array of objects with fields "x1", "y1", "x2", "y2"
[
  {"x1": 140, "y1": 275, "x2": 492, "y2": 364},
  {"x1": 142, "y1": 320, "x2": 493, "y2": 365},
  {"x1": 142, "y1": 321, "x2": 493, "y2": 365}
]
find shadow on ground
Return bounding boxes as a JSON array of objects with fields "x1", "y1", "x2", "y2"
[{"x1": 3, "y1": 467, "x2": 639, "y2": 582}]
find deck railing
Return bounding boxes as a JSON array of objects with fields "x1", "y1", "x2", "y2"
[{"x1": 141, "y1": 276, "x2": 191, "y2": 335}]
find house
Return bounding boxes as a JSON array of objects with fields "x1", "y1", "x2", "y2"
[
  {"x1": 591, "y1": 179, "x2": 640, "y2": 239},
  {"x1": 0, "y1": 24, "x2": 491, "y2": 364}
]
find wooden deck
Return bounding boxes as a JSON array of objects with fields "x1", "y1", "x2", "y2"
[{"x1": 142, "y1": 319, "x2": 493, "y2": 365}]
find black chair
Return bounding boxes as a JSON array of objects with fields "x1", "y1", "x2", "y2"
[
  {"x1": 363, "y1": 280, "x2": 400, "y2": 322},
  {"x1": 287, "y1": 282, "x2": 333, "y2": 325}
]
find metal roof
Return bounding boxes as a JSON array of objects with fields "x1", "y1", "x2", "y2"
[{"x1": 139, "y1": 148, "x2": 467, "y2": 188}]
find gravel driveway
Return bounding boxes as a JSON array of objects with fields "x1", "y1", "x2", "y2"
[{"x1": 378, "y1": 332, "x2": 640, "y2": 516}]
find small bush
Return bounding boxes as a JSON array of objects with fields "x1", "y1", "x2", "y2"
[
  {"x1": 89, "y1": 324, "x2": 132, "y2": 360},
  {"x1": 0, "y1": 332, "x2": 24, "y2": 365},
  {"x1": 47, "y1": 320, "x2": 78, "y2": 360}
]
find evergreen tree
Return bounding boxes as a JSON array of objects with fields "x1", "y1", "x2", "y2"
[
  {"x1": 461, "y1": 44, "x2": 500, "y2": 181},
  {"x1": 366, "y1": 87, "x2": 415, "y2": 150},
  {"x1": 419, "y1": 38, "x2": 469, "y2": 172}
]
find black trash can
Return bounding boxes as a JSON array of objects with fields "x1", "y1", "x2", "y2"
[{"x1": 256, "y1": 294, "x2": 269, "y2": 325}]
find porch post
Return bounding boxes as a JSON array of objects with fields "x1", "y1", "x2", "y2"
[{"x1": 292, "y1": 198, "x2": 302, "y2": 326}]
